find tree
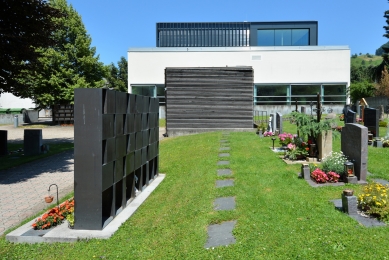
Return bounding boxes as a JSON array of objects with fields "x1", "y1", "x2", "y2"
[
  {"x1": 349, "y1": 81, "x2": 376, "y2": 104},
  {"x1": 376, "y1": 66, "x2": 389, "y2": 98},
  {"x1": 375, "y1": 41, "x2": 389, "y2": 56},
  {"x1": 106, "y1": 57, "x2": 128, "y2": 92},
  {"x1": 0, "y1": 0, "x2": 62, "y2": 94},
  {"x1": 16, "y1": 0, "x2": 106, "y2": 108}
]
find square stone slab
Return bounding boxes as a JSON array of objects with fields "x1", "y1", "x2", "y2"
[
  {"x1": 219, "y1": 147, "x2": 230, "y2": 151},
  {"x1": 220, "y1": 140, "x2": 229, "y2": 143},
  {"x1": 217, "y1": 169, "x2": 232, "y2": 176},
  {"x1": 216, "y1": 179, "x2": 234, "y2": 188},
  {"x1": 217, "y1": 161, "x2": 230, "y2": 165},
  {"x1": 330, "y1": 199, "x2": 386, "y2": 227},
  {"x1": 218, "y1": 153, "x2": 230, "y2": 157},
  {"x1": 204, "y1": 220, "x2": 237, "y2": 248},
  {"x1": 214, "y1": 197, "x2": 235, "y2": 210}
]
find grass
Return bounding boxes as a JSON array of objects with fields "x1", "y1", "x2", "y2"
[
  {"x1": 0, "y1": 142, "x2": 74, "y2": 171},
  {"x1": 350, "y1": 54, "x2": 383, "y2": 67},
  {"x1": 1, "y1": 123, "x2": 389, "y2": 259}
]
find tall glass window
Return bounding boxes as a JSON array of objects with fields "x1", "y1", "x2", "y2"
[
  {"x1": 257, "y1": 29, "x2": 309, "y2": 46},
  {"x1": 292, "y1": 29, "x2": 309, "y2": 46},
  {"x1": 275, "y1": 30, "x2": 291, "y2": 46},
  {"x1": 257, "y1": 30, "x2": 275, "y2": 46}
]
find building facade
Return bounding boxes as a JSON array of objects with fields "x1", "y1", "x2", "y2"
[{"x1": 128, "y1": 21, "x2": 350, "y2": 117}]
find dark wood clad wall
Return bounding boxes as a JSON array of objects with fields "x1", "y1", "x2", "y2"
[{"x1": 165, "y1": 67, "x2": 253, "y2": 130}]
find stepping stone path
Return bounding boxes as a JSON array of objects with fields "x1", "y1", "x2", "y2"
[
  {"x1": 205, "y1": 132, "x2": 237, "y2": 248},
  {"x1": 204, "y1": 221, "x2": 237, "y2": 248}
]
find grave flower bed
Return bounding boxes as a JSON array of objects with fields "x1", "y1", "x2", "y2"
[
  {"x1": 358, "y1": 182, "x2": 389, "y2": 222},
  {"x1": 32, "y1": 198, "x2": 74, "y2": 230},
  {"x1": 308, "y1": 151, "x2": 347, "y2": 184}
]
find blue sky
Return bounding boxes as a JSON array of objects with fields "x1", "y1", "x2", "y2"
[{"x1": 67, "y1": 0, "x2": 389, "y2": 65}]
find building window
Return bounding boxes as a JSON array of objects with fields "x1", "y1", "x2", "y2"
[
  {"x1": 131, "y1": 85, "x2": 166, "y2": 105},
  {"x1": 257, "y1": 29, "x2": 309, "y2": 46},
  {"x1": 254, "y1": 84, "x2": 346, "y2": 105},
  {"x1": 254, "y1": 85, "x2": 289, "y2": 105}
]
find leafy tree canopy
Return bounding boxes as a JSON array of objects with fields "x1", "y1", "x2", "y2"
[
  {"x1": 16, "y1": 0, "x2": 106, "y2": 108},
  {"x1": 106, "y1": 57, "x2": 128, "y2": 92},
  {"x1": 0, "y1": 0, "x2": 62, "y2": 94}
]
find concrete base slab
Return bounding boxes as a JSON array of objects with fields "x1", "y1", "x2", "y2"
[
  {"x1": 330, "y1": 199, "x2": 386, "y2": 227},
  {"x1": 205, "y1": 221, "x2": 237, "y2": 248},
  {"x1": 217, "y1": 161, "x2": 230, "y2": 165},
  {"x1": 373, "y1": 179, "x2": 389, "y2": 185},
  {"x1": 304, "y1": 177, "x2": 367, "y2": 188},
  {"x1": 219, "y1": 153, "x2": 230, "y2": 157},
  {"x1": 217, "y1": 169, "x2": 232, "y2": 176},
  {"x1": 6, "y1": 174, "x2": 166, "y2": 244},
  {"x1": 214, "y1": 197, "x2": 235, "y2": 210},
  {"x1": 216, "y1": 179, "x2": 234, "y2": 188}
]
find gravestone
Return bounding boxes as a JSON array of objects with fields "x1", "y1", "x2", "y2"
[
  {"x1": 380, "y1": 105, "x2": 385, "y2": 120},
  {"x1": 276, "y1": 112, "x2": 283, "y2": 134},
  {"x1": 301, "y1": 107, "x2": 306, "y2": 114},
  {"x1": 0, "y1": 130, "x2": 7, "y2": 156},
  {"x1": 345, "y1": 109, "x2": 356, "y2": 124},
  {"x1": 24, "y1": 129, "x2": 42, "y2": 156},
  {"x1": 364, "y1": 107, "x2": 379, "y2": 137},
  {"x1": 268, "y1": 114, "x2": 275, "y2": 132},
  {"x1": 317, "y1": 130, "x2": 332, "y2": 161},
  {"x1": 341, "y1": 124, "x2": 368, "y2": 182}
]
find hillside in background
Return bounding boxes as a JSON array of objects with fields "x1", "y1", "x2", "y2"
[{"x1": 351, "y1": 54, "x2": 383, "y2": 67}]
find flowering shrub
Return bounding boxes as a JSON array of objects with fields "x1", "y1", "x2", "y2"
[
  {"x1": 383, "y1": 139, "x2": 389, "y2": 148},
  {"x1": 278, "y1": 132, "x2": 294, "y2": 146},
  {"x1": 358, "y1": 182, "x2": 389, "y2": 222},
  {"x1": 32, "y1": 198, "x2": 74, "y2": 230},
  {"x1": 311, "y1": 168, "x2": 328, "y2": 183},
  {"x1": 321, "y1": 151, "x2": 347, "y2": 175},
  {"x1": 339, "y1": 114, "x2": 344, "y2": 121},
  {"x1": 263, "y1": 131, "x2": 274, "y2": 137},
  {"x1": 327, "y1": 171, "x2": 340, "y2": 183}
]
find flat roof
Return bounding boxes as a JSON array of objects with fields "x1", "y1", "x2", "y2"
[{"x1": 128, "y1": 46, "x2": 350, "y2": 52}]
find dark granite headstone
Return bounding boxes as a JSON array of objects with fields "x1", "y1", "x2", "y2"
[
  {"x1": 276, "y1": 112, "x2": 283, "y2": 134},
  {"x1": 341, "y1": 124, "x2": 368, "y2": 182},
  {"x1": 24, "y1": 129, "x2": 42, "y2": 156},
  {"x1": 364, "y1": 107, "x2": 379, "y2": 137},
  {"x1": 345, "y1": 109, "x2": 356, "y2": 124},
  {"x1": 0, "y1": 130, "x2": 7, "y2": 156},
  {"x1": 301, "y1": 107, "x2": 306, "y2": 114}
]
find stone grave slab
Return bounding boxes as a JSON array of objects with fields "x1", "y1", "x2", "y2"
[
  {"x1": 341, "y1": 123, "x2": 368, "y2": 182},
  {"x1": 217, "y1": 161, "x2": 230, "y2": 165},
  {"x1": 24, "y1": 129, "x2": 42, "y2": 156},
  {"x1": 204, "y1": 221, "x2": 237, "y2": 248},
  {"x1": 214, "y1": 197, "x2": 235, "y2": 210},
  {"x1": 216, "y1": 179, "x2": 234, "y2": 188},
  {"x1": 217, "y1": 169, "x2": 232, "y2": 176},
  {"x1": 218, "y1": 153, "x2": 230, "y2": 157},
  {"x1": 364, "y1": 107, "x2": 379, "y2": 137},
  {"x1": 330, "y1": 199, "x2": 386, "y2": 227}
]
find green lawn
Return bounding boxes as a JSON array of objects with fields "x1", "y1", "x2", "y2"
[
  {"x1": 1, "y1": 126, "x2": 389, "y2": 259},
  {"x1": 0, "y1": 143, "x2": 74, "y2": 171}
]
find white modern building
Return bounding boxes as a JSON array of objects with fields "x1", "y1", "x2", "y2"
[{"x1": 128, "y1": 21, "x2": 350, "y2": 117}]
